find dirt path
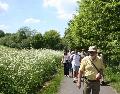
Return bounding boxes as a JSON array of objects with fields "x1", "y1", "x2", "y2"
[{"x1": 58, "y1": 76, "x2": 118, "y2": 94}]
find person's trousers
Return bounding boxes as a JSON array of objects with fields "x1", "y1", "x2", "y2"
[
  {"x1": 83, "y1": 80, "x2": 100, "y2": 94},
  {"x1": 63, "y1": 63, "x2": 69, "y2": 75}
]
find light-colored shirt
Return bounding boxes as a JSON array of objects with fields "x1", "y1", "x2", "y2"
[
  {"x1": 71, "y1": 54, "x2": 81, "y2": 66},
  {"x1": 67, "y1": 52, "x2": 71, "y2": 61},
  {"x1": 63, "y1": 55, "x2": 69, "y2": 63},
  {"x1": 79, "y1": 56, "x2": 105, "y2": 80}
]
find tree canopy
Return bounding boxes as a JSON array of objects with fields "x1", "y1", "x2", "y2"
[
  {"x1": 64, "y1": 0, "x2": 120, "y2": 66},
  {"x1": 43, "y1": 30, "x2": 62, "y2": 50}
]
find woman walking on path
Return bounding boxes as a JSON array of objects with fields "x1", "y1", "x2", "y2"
[{"x1": 61, "y1": 51, "x2": 69, "y2": 77}]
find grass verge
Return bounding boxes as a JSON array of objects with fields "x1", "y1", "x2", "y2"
[
  {"x1": 105, "y1": 67, "x2": 120, "y2": 94},
  {"x1": 37, "y1": 67, "x2": 64, "y2": 94}
]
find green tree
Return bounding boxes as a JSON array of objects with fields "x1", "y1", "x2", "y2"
[
  {"x1": 17, "y1": 29, "x2": 27, "y2": 42},
  {"x1": 16, "y1": 26, "x2": 36, "y2": 42},
  {"x1": 31, "y1": 33, "x2": 43, "y2": 49},
  {"x1": 43, "y1": 30, "x2": 61, "y2": 50},
  {"x1": 0, "y1": 30, "x2": 5, "y2": 38},
  {"x1": 64, "y1": 0, "x2": 120, "y2": 65}
]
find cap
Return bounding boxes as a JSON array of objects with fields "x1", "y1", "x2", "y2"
[{"x1": 88, "y1": 46, "x2": 97, "y2": 52}]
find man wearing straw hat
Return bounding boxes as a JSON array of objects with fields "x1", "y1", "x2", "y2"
[{"x1": 77, "y1": 46, "x2": 105, "y2": 94}]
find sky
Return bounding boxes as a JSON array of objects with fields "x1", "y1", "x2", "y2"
[{"x1": 0, "y1": 0, "x2": 79, "y2": 36}]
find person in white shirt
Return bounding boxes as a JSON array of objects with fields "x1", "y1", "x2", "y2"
[
  {"x1": 69, "y1": 51, "x2": 75, "y2": 77},
  {"x1": 71, "y1": 49, "x2": 81, "y2": 82}
]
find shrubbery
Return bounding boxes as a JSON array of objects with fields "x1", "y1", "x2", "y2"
[{"x1": 0, "y1": 46, "x2": 62, "y2": 94}]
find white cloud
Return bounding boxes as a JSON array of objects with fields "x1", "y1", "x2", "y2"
[
  {"x1": 43, "y1": 0, "x2": 59, "y2": 7},
  {"x1": 24, "y1": 18, "x2": 40, "y2": 24},
  {"x1": 0, "y1": 24, "x2": 9, "y2": 31},
  {"x1": 43, "y1": 0, "x2": 79, "y2": 20},
  {"x1": 0, "y1": 1, "x2": 9, "y2": 13}
]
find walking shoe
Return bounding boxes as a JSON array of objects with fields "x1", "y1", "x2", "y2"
[
  {"x1": 67, "y1": 75, "x2": 70, "y2": 77},
  {"x1": 101, "y1": 81, "x2": 106, "y2": 86},
  {"x1": 73, "y1": 80, "x2": 76, "y2": 83},
  {"x1": 73, "y1": 78, "x2": 77, "y2": 83}
]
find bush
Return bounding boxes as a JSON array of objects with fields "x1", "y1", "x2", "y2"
[{"x1": 0, "y1": 46, "x2": 62, "y2": 94}]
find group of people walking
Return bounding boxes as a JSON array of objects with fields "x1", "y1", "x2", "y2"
[
  {"x1": 61, "y1": 46, "x2": 105, "y2": 94},
  {"x1": 61, "y1": 49, "x2": 86, "y2": 80}
]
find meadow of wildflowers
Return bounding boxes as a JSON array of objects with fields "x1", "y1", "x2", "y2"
[{"x1": 0, "y1": 46, "x2": 62, "y2": 94}]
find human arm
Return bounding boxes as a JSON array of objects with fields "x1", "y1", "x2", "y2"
[
  {"x1": 77, "y1": 57, "x2": 85, "y2": 89},
  {"x1": 77, "y1": 70, "x2": 83, "y2": 89},
  {"x1": 60, "y1": 56, "x2": 64, "y2": 66},
  {"x1": 61, "y1": 57, "x2": 63, "y2": 63},
  {"x1": 99, "y1": 59, "x2": 105, "y2": 81}
]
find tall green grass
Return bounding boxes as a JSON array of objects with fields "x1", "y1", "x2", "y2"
[
  {"x1": 105, "y1": 66, "x2": 120, "y2": 94},
  {"x1": 38, "y1": 67, "x2": 64, "y2": 94}
]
